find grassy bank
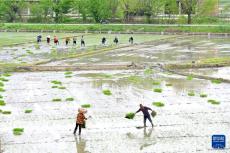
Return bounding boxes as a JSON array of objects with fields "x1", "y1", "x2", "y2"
[{"x1": 1, "y1": 23, "x2": 230, "y2": 33}]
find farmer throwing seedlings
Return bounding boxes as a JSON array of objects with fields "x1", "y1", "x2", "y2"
[
  {"x1": 73, "y1": 108, "x2": 87, "y2": 135},
  {"x1": 135, "y1": 104, "x2": 154, "y2": 127}
]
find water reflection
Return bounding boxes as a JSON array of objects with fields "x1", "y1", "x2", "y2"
[{"x1": 75, "y1": 136, "x2": 89, "y2": 153}]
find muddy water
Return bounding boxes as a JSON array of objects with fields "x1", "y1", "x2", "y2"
[
  {"x1": 0, "y1": 70, "x2": 229, "y2": 153},
  {"x1": 44, "y1": 36, "x2": 230, "y2": 66}
]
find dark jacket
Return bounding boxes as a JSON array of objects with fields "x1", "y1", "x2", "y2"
[{"x1": 136, "y1": 106, "x2": 152, "y2": 117}]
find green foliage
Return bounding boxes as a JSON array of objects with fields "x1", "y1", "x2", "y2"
[
  {"x1": 0, "y1": 100, "x2": 6, "y2": 106},
  {"x1": 81, "y1": 104, "x2": 91, "y2": 108},
  {"x1": 66, "y1": 97, "x2": 74, "y2": 101},
  {"x1": 103, "y1": 89, "x2": 112, "y2": 96},
  {"x1": 52, "y1": 98, "x2": 62, "y2": 102},
  {"x1": 211, "y1": 79, "x2": 222, "y2": 84},
  {"x1": 13, "y1": 128, "x2": 24, "y2": 135},
  {"x1": 51, "y1": 80, "x2": 62, "y2": 85},
  {"x1": 152, "y1": 102, "x2": 164, "y2": 107},
  {"x1": 2, "y1": 111, "x2": 11, "y2": 114},
  {"x1": 24, "y1": 110, "x2": 32, "y2": 113},
  {"x1": 125, "y1": 112, "x2": 135, "y2": 119},
  {"x1": 153, "y1": 88, "x2": 162, "y2": 93},
  {"x1": 200, "y1": 93, "x2": 207, "y2": 98},
  {"x1": 208, "y1": 99, "x2": 220, "y2": 105},
  {"x1": 188, "y1": 91, "x2": 195, "y2": 96}
]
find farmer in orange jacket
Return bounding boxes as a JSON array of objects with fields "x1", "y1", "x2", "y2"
[{"x1": 73, "y1": 108, "x2": 87, "y2": 135}]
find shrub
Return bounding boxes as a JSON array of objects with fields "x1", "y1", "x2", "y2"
[
  {"x1": 25, "y1": 110, "x2": 32, "y2": 113},
  {"x1": 103, "y1": 89, "x2": 112, "y2": 96},
  {"x1": 152, "y1": 102, "x2": 164, "y2": 107},
  {"x1": 81, "y1": 104, "x2": 91, "y2": 108},
  {"x1": 52, "y1": 98, "x2": 62, "y2": 102},
  {"x1": 211, "y1": 79, "x2": 222, "y2": 84},
  {"x1": 51, "y1": 80, "x2": 62, "y2": 85},
  {"x1": 125, "y1": 112, "x2": 135, "y2": 119},
  {"x1": 188, "y1": 91, "x2": 195, "y2": 96},
  {"x1": 200, "y1": 93, "x2": 207, "y2": 98},
  {"x1": 153, "y1": 88, "x2": 162, "y2": 93},
  {"x1": 66, "y1": 97, "x2": 74, "y2": 101},
  {"x1": 0, "y1": 100, "x2": 6, "y2": 106},
  {"x1": 208, "y1": 99, "x2": 220, "y2": 105},
  {"x1": 13, "y1": 128, "x2": 24, "y2": 135},
  {"x1": 2, "y1": 111, "x2": 11, "y2": 114}
]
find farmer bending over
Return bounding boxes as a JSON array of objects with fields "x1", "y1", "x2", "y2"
[
  {"x1": 73, "y1": 108, "x2": 87, "y2": 135},
  {"x1": 135, "y1": 104, "x2": 153, "y2": 127}
]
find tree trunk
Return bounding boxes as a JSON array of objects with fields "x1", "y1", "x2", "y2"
[{"x1": 187, "y1": 13, "x2": 191, "y2": 24}]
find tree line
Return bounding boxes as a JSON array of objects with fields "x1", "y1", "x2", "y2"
[{"x1": 0, "y1": 0, "x2": 219, "y2": 24}]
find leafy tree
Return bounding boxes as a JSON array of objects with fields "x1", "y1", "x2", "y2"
[
  {"x1": 198, "y1": 0, "x2": 218, "y2": 16},
  {"x1": 180, "y1": 0, "x2": 198, "y2": 24},
  {"x1": 74, "y1": 0, "x2": 89, "y2": 22},
  {"x1": 120, "y1": 0, "x2": 138, "y2": 22}
]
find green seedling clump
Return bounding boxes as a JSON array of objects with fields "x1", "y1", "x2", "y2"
[
  {"x1": 52, "y1": 86, "x2": 58, "y2": 88},
  {"x1": 66, "y1": 97, "x2": 74, "y2": 101},
  {"x1": 81, "y1": 104, "x2": 91, "y2": 108},
  {"x1": 58, "y1": 86, "x2": 66, "y2": 89},
  {"x1": 0, "y1": 100, "x2": 6, "y2": 106},
  {"x1": 166, "y1": 83, "x2": 172, "y2": 86},
  {"x1": 0, "y1": 78, "x2": 8, "y2": 82},
  {"x1": 200, "y1": 93, "x2": 207, "y2": 98},
  {"x1": 188, "y1": 91, "x2": 195, "y2": 96},
  {"x1": 25, "y1": 110, "x2": 32, "y2": 113},
  {"x1": 0, "y1": 109, "x2": 2, "y2": 113},
  {"x1": 2, "y1": 111, "x2": 11, "y2": 114},
  {"x1": 152, "y1": 102, "x2": 165, "y2": 107},
  {"x1": 125, "y1": 112, "x2": 135, "y2": 119},
  {"x1": 51, "y1": 80, "x2": 62, "y2": 85},
  {"x1": 144, "y1": 68, "x2": 153, "y2": 75},
  {"x1": 211, "y1": 79, "x2": 222, "y2": 84},
  {"x1": 52, "y1": 98, "x2": 62, "y2": 102},
  {"x1": 103, "y1": 89, "x2": 112, "y2": 96},
  {"x1": 2, "y1": 73, "x2": 11, "y2": 77},
  {"x1": 208, "y1": 99, "x2": 220, "y2": 105},
  {"x1": 152, "y1": 81, "x2": 161, "y2": 85},
  {"x1": 0, "y1": 88, "x2": 5, "y2": 92},
  {"x1": 64, "y1": 71, "x2": 73, "y2": 75},
  {"x1": 65, "y1": 75, "x2": 72, "y2": 78},
  {"x1": 187, "y1": 75, "x2": 193, "y2": 81},
  {"x1": 153, "y1": 88, "x2": 162, "y2": 93},
  {"x1": 0, "y1": 95, "x2": 2, "y2": 99},
  {"x1": 13, "y1": 128, "x2": 24, "y2": 136},
  {"x1": 0, "y1": 82, "x2": 4, "y2": 87}
]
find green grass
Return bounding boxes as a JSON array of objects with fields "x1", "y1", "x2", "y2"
[
  {"x1": 152, "y1": 102, "x2": 165, "y2": 107},
  {"x1": 187, "y1": 75, "x2": 193, "y2": 81},
  {"x1": 24, "y1": 110, "x2": 32, "y2": 113},
  {"x1": 51, "y1": 80, "x2": 62, "y2": 85},
  {"x1": 52, "y1": 98, "x2": 62, "y2": 102},
  {"x1": 13, "y1": 128, "x2": 24, "y2": 136},
  {"x1": 153, "y1": 88, "x2": 162, "y2": 93},
  {"x1": 0, "y1": 88, "x2": 5, "y2": 92},
  {"x1": 188, "y1": 91, "x2": 195, "y2": 96},
  {"x1": 58, "y1": 86, "x2": 66, "y2": 89},
  {"x1": 103, "y1": 89, "x2": 112, "y2": 96},
  {"x1": 65, "y1": 97, "x2": 74, "y2": 101},
  {"x1": 200, "y1": 93, "x2": 208, "y2": 98},
  {"x1": 211, "y1": 79, "x2": 222, "y2": 84},
  {"x1": 125, "y1": 112, "x2": 135, "y2": 119},
  {"x1": 81, "y1": 104, "x2": 91, "y2": 108},
  {"x1": 0, "y1": 100, "x2": 6, "y2": 106},
  {"x1": 2, "y1": 111, "x2": 11, "y2": 114},
  {"x1": 208, "y1": 99, "x2": 220, "y2": 105}
]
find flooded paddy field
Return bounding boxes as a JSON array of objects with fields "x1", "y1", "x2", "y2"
[{"x1": 0, "y1": 33, "x2": 230, "y2": 153}]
